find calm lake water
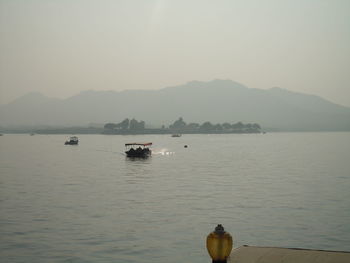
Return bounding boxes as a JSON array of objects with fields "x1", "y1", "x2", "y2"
[{"x1": 1, "y1": 133, "x2": 350, "y2": 262}]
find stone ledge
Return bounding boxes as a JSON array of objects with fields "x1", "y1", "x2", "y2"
[{"x1": 228, "y1": 245, "x2": 350, "y2": 263}]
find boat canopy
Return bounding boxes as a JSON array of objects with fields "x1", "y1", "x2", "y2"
[{"x1": 125, "y1": 143, "x2": 152, "y2": 146}]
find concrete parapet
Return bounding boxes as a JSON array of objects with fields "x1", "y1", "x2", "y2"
[{"x1": 228, "y1": 245, "x2": 350, "y2": 263}]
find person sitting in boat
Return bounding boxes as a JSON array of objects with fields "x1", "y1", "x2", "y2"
[{"x1": 129, "y1": 148, "x2": 136, "y2": 153}]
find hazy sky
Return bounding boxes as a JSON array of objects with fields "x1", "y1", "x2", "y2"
[{"x1": 1, "y1": 0, "x2": 349, "y2": 106}]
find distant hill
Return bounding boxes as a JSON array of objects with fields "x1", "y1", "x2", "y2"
[{"x1": 1, "y1": 79, "x2": 350, "y2": 131}]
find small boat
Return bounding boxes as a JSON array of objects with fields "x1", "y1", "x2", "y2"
[
  {"x1": 125, "y1": 143, "x2": 152, "y2": 158},
  {"x1": 65, "y1": 136, "x2": 79, "y2": 145},
  {"x1": 171, "y1": 134, "x2": 182, "y2": 137}
]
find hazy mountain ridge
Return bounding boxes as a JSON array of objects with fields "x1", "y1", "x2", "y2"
[{"x1": 1, "y1": 80, "x2": 350, "y2": 131}]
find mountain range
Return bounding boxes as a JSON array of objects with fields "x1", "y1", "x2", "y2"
[{"x1": 1, "y1": 79, "x2": 350, "y2": 131}]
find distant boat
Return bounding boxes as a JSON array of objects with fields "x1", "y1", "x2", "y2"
[
  {"x1": 30, "y1": 133, "x2": 35, "y2": 136},
  {"x1": 65, "y1": 136, "x2": 79, "y2": 145},
  {"x1": 171, "y1": 134, "x2": 182, "y2": 137},
  {"x1": 125, "y1": 143, "x2": 152, "y2": 158}
]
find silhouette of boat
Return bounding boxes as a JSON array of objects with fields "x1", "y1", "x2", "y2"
[
  {"x1": 125, "y1": 143, "x2": 152, "y2": 158},
  {"x1": 171, "y1": 134, "x2": 182, "y2": 137},
  {"x1": 65, "y1": 136, "x2": 79, "y2": 145}
]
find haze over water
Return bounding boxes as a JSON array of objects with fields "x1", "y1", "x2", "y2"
[{"x1": 1, "y1": 133, "x2": 350, "y2": 262}]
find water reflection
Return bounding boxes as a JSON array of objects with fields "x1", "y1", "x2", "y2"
[
  {"x1": 125, "y1": 156, "x2": 153, "y2": 163},
  {"x1": 152, "y1": 148, "x2": 175, "y2": 156},
  {"x1": 123, "y1": 156, "x2": 153, "y2": 185}
]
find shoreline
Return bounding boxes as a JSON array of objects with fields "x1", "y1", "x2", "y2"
[
  {"x1": 1, "y1": 129, "x2": 350, "y2": 134},
  {"x1": 1, "y1": 128, "x2": 263, "y2": 135}
]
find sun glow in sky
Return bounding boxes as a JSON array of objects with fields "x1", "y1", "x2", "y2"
[{"x1": 0, "y1": 0, "x2": 350, "y2": 106}]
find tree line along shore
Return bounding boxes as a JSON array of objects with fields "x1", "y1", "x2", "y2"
[
  {"x1": 1, "y1": 117, "x2": 262, "y2": 134},
  {"x1": 103, "y1": 117, "x2": 262, "y2": 134}
]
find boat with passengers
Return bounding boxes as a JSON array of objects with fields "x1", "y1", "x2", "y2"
[
  {"x1": 65, "y1": 136, "x2": 79, "y2": 145},
  {"x1": 125, "y1": 143, "x2": 152, "y2": 158}
]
